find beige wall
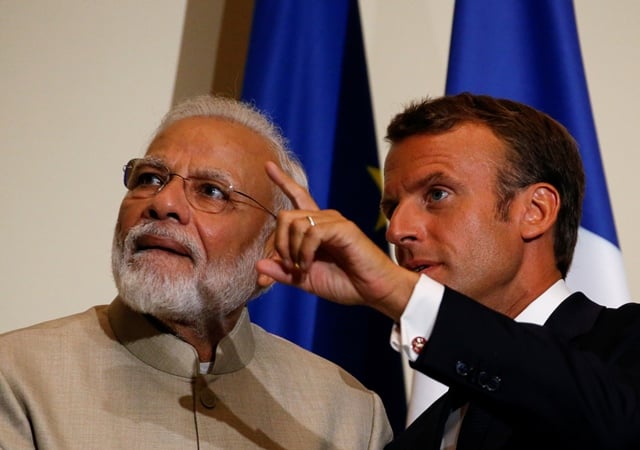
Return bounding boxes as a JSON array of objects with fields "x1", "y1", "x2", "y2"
[{"x1": 2, "y1": 1, "x2": 638, "y2": 333}]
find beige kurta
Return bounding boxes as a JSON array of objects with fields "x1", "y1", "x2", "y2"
[{"x1": 0, "y1": 298, "x2": 392, "y2": 449}]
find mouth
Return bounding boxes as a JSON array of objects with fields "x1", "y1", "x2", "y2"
[
  {"x1": 134, "y1": 234, "x2": 192, "y2": 259},
  {"x1": 403, "y1": 261, "x2": 437, "y2": 275}
]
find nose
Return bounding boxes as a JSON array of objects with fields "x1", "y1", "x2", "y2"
[
  {"x1": 144, "y1": 176, "x2": 191, "y2": 224},
  {"x1": 385, "y1": 202, "x2": 420, "y2": 247}
]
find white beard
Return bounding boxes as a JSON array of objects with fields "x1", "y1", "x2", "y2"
[{"x1": 111, "y1": 221, "x2": 270, "y2": 333}]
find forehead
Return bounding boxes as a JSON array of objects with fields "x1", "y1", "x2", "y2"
[
  {"x1": 145, "y1": 116, "x2": 275, "y2": 173},
  {"x1": 383, "y1": 123, "x2": 505, "y2": 190}
]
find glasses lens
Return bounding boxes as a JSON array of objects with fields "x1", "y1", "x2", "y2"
[
  {"x1": 121, "y1": 159, "x2": 274, "y2": 217},
  {"x1": 123, "y1": 159, "x2": 167, "y2": 196},
  {"x1": 123, "y1": 160, "x2": 139, "y2": 188},
  {"x1": 189, "y1": 179, "x2": 231, "y2": 213}
]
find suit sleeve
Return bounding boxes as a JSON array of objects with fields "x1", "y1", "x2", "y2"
[{"x1": 410, "y1": 287, "x2": 640, "y2": 449}]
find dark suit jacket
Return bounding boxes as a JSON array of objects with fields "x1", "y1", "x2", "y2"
[{"x1": 387, "y1": 289, "x2": 640, "y2": 449}]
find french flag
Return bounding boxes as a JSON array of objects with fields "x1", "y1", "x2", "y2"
[{"x1": 407, "y1": 0, "x2": 630, "y2": 425}]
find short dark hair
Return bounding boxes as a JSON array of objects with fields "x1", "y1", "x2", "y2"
[{"x1": 386, "y1": 92, "x2": 585, "y2": 277}]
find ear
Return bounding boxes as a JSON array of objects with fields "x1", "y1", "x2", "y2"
[
  {"x1": 257, "y1": 232, "x2": 277, "y2": 288},
  {"x1": 257, "y1": 272, "x2": 276, "y2": 289},
  {"x1": 519, "y1": 183, "x2": 560, "y2": 241}
]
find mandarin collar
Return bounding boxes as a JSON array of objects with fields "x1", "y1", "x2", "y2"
[{"x1": 108, "y1": 298, "x2": 255, "y2": 378}]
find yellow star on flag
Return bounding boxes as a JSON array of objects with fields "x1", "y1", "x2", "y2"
[{"x1": 366, "y1": 166, "x2": 388, "y2": 232}]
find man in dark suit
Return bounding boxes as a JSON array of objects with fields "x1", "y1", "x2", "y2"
[{"x1": 257, "y1": 92, "x2": 640, "y2": 449}]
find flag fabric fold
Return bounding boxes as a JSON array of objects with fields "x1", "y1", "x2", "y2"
[
  {"x1": 407, "y1": 0, "x2": 630, "y2": 425},
  {"x1": 241, "y1": 0, "x2": 406, "y2": 434}
]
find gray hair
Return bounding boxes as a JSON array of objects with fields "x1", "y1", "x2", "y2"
[{"x1": 155, "y1": 95, "x2": 308, "y2": 214}]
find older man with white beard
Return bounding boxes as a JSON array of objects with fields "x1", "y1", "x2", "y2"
[{"x1": 0, "y1": 96, "x2": 392, "y2": 449}]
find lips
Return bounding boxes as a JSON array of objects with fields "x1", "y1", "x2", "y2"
[
  {"x1": 401, "y1": 259, "x2": 437, "y2": 274},
  {"x1": 134, "y1": 234, "x2": 192, "y2": 259}
]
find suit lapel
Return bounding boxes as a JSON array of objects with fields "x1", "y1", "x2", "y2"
[
  {"x1": 385, "y1": 390, "x2": 456, "y2": 450},
  {"x1": 456, "y1": 403, "x2": 491, "y2": 449}
]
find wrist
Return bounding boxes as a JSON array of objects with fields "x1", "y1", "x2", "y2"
[{"x1": 373, "y1": 268, "x2": 420, "y2": 322}]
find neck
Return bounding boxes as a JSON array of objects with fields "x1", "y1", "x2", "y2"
[
  {"x1": 490, "y1": 270, "x2": 562, "y2": 319},
  {"x1": 489, "y1": 241, "x2": 563, "y2": 318},
  {"x1": 162, "y1": 307, "x2": 244, "y2": 362}
]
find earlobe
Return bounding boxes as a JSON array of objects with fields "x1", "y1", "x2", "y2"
[
  {"x1": 521, "y1": 184, "x2": 560, "y2": 240},
  {"x1": 257, "y1": 236, "x2": 278, "y2": 288},
  {"x1": 257, "y1": 272, "x2": 276, "y2": 288}
]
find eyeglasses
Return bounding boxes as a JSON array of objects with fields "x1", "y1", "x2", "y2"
[{"x1": 122, "y1": 158, "x2": 276, "y2": 218}]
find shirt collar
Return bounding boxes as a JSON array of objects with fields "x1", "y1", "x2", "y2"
[{"x1": 515, "y1": 279, "x2": 570, "y2": 325}]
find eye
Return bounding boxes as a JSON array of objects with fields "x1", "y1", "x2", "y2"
[
  {"x1": 126, "y1": 164, "x2": 166, "y2": 189},
  {"x1": 135, "y1": 171, "x2": 164, "y2": 187},
  {"x1": 380, "y1": 201, "x2": 396, "y2": 220},
  {"x1": 195, "y1": 180, "x2": 229, "y2": 201},
  {"x1": 428, "y1": 188, "x2": 449, "y2": 202}
]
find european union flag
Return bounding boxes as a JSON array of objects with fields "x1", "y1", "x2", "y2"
[{"x1": 242, "y1": 0, "x2": 406, "y2": 434}]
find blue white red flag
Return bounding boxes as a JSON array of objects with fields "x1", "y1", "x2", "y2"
[{"x1": 406, "y1": 0, "x2": 630, "y2": 424}]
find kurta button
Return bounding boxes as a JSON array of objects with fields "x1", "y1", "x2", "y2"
[{"x1": 199, "y1": 389, "x2": 217, "y2": 409}]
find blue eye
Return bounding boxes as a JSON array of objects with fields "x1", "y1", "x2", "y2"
[{"x1": 429, "y1": 189, "x2": 449, "y2": 202}]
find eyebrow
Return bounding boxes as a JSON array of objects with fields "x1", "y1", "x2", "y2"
[
  {"x1": 140, "y1": 156, "x2": 236, "y2": 186},
  {"x1": 413, "y1": 171, "x2": 450, "y2": 189},
  {"x1": 380, "y1": 171, "x2": 452, "y2": 213},
  {"x1": 140, "y1": 155, "x2": 166, "y2": 167},
  {"x1": 189, "y1": 167, "x2": 234, "y2": 185},
  {"x1": 383, "y1": 171, "x2": 449, "y2": 199}
]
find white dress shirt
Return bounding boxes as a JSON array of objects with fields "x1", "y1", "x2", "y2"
[{"x1": 390, "y1": 275, "x2": 571, "y2": 448}]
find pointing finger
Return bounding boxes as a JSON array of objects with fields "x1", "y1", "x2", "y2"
[{"x1": 265, "y1": 161, "x2": 319, "y2": 210}]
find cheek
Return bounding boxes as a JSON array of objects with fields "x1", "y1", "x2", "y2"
[
  {"x1": 198, "y1": 216, "x2": 270, "y2": 262},
  {"x1": 449, "y1": 213, "x2": 507, "y2": 257},
  {"x1": 116, "y1": 199, "x2": 143, "y2": 235},
  {"x1": 196, "y1": 219, "x2": 247, "y2": 261},
  {"x1": 441, "y1": 212, "x2": 483, "y2": 243},
  {"x1": 467, "y1": 219, "x2": 519, "y2": 265}
]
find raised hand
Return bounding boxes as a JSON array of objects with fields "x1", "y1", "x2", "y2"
[{"x1": 256, "y1": 161, "x2": 418, "y2": 321}]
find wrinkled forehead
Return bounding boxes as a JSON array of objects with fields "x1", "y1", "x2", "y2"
[
  {"x1": 149, "y1": 116, "x2": 274, "y2": 154},
  {"x1": 145, "y1": 116, "x2": 277, "y2": 187}
]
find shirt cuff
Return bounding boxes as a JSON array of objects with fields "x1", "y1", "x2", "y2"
[{"x1": 390, "y1": 274, "x2": 444, "y2": 361}]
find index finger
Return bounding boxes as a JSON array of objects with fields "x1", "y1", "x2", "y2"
[{"x1": 265, "y1": 161, "x2": 319, "y2": 210}]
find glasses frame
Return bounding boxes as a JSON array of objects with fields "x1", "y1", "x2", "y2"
[{"x1": 122, "y1": 158, "x2": 277, "y2": 218}]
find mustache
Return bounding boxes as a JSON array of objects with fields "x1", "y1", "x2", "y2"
[{"x1": 122, "y1": 222, "x2": 204, "y2": 264}]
